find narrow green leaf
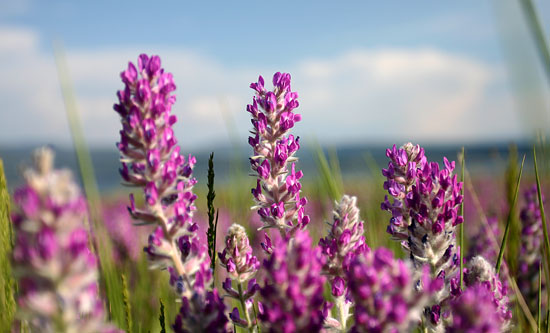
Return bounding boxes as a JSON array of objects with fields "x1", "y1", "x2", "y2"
[
  {"x1": 496, "y1": 154, "x2": 525, "y2": 274},
  {"x1": 206, "y1": 152, "x2": 218, "y2": 272},
  {"x1": 121, "y1": 274, "x2": 133, "y2": 333},
  {"x1": 459, "y1": 147, "x2": 465, "y2": 290},
  {"x1": 313, "y1": 145, "x2": 342, "y2": 201},
  {"x1": 0, "y1": 160, "x2": 16, "y2": 331},
  {"x1": 159, "y1": 299, "x2": 166, "y2": 333},
  {"x1": 520, "y1": 0, "x2": 550, "y2": 85}
]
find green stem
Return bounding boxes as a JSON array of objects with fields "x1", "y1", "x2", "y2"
[{"x1": 238, "y1": 282, "x2": 254, "y2": 332}]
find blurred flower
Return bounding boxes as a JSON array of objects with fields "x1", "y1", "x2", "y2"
[
  {"x1": 248, "y1": 73, "x2": 309, "y2": 236},
  {"x1": 381, "y1": 143, "x2": 463, "y2": 331},
  {"x1": 518, "y1": 185, "x2": 544, "y2": 312},
  {"x1": 102, "y1": 200, "x2": 146, "y2": 262},
  {"x1": 172, "y1": 288, "x2": 228, "y2": 333},
  {"x1": 113, "y1": 54, "x2": 210, "y2": 298},
  {"x1": 347, "y1": 247, "x2": 434, "y2": 333},
  {"x1": 259, "y1": 230, "x2": 325, "y2": 332},
  {"x1": 11, "y1": 147, "x2": 119, "y2": 332},
  {"x1": 319, "y1": 195, "x2": 369, "y2": 331},
  {"x1": 448, "y1": 284, "x2": 506, "y2": 333}
]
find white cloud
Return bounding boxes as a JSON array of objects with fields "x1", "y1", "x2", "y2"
[{"x1": 0, "y1": 25, "x2": 537, "y2": 150}]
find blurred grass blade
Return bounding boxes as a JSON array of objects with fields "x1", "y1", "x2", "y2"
[
  {"x1": 496, "y1": 154, "x2": 525, "y2": 274},
  {"x1": 122, "y1": 274, "x2": 133, "y2": 333},
  {"x1": 459, "y1": 147, "x2": 465, "y2": 290},
  {"x1": 520, "y1": 0, "x2": 550, "y2": 85},
  {"x1": 206, "y1": 152, "x2": 218, "y2": 272},
  {"x1": 313, "y1": 144, "x2": 343, "y2": 201},
  {"x1": 159, "y1": 299, "x2": 166, "y2": 333},
  {"x1": 53, "y1": 42, "x2": 125, "y2": 327},
  {"x1": 0, "y1": 160, "x2": 16, "y2": 331}
]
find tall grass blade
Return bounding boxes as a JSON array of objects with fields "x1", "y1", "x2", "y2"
[
  {"x1": 520, "y1": 0, "x2": 550, "y2": 85},
  {"x1": 313, "y1": 145, "x2": 342, "y2": 201},
  {"x1": 159, "y1": 299, "x2": 166, "y2": 333},
  {"x1": 496, "y1": 154, "x2": 525, "y2": 274},
  {"x1": 0, "y1": 160, "x2": 15, "y2": 331},
  {"x1": 206, "y1": 152, "x2": 218, "y2": 272},
  {"x1": 53, "y1": 43, "x2": 125, "y2": 327},
  {"x1": 122, "y1": 274, "x2": 133, "y2": 333},
  {"x1": 459, "y1": 147, "x2": 465, "y2": 290}
]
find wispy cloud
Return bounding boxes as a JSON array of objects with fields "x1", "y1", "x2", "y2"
[{"x1": 0, "y1": 25, "x2": 527, "y2": 149}]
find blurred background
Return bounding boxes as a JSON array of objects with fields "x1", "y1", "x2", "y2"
[{"x1": 0, "y1": 0, "x2": 549, "y2": 190}]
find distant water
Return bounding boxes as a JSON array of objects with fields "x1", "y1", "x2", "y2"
[{"x1": 0, "y1": 143, "x2": 532, "y2": 192}]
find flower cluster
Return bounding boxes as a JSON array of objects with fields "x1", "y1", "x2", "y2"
[
  {"x1": 467, "y1": 216, "x2": 501, "y2": 264},
  {"x1": 11, "y1": 148, "x2": 118, "y2": 332},
  {"x1": 347, "y1": 248, "x2": 434, "y2": 333},
  {"x1": 319, "y1": 195, "x2": 369, "y2": 331},
  {"x1": 173, "y1": 289, "x2": 228, "y2": 333},
  {"x1": 259, "y1": 230, "x2": 326, "y2": 332},
  {"x1": 113, "y1": 54, "x2": 210, "y2": 297},
  {"x1": 463, "y1": 256, "x2": 512, "y2": 329},
  {"x1": 448, "y1": 284, "x2": 506, "y2": 333},
  {"x1": 248, "y1": 73, "x2": 309, "y2": 236},
  {"x1": 218, "y1": 224, "x2": 260, "y2": 329},
  {"x1": 381, "y1": 143, "x2": 463, "y2": 330},
  {"x1": 518, "y1": 185, "x2": 544, "y2": 311}
]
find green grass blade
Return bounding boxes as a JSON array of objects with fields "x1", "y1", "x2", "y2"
[
  {"x1": 496, "y1": 154, "x2": 525, "y2": 274},
  {"x1": 121, "y1": 274, "x2": 133, "y2": 333},
  {"x1": 459, "y1": 147, "x2": 465, "y2": 290},
  {"x1": 0, "y1": 160, "x2": 16, "y2": 331},
  {"x1": 520, "y1": 0, "x2": 550, "y2": 85},
  {"x1": 206, "y1": 152, "x2": 218, "y2": 272},
  {"x1": 313, "y1": 145, "x2": 342, "y2": 201},
  {"x1": 159, "y1": 299, "x2": 166, "y2": 333}
]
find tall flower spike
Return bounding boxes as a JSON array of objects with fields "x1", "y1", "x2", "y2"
[
  {"x1": 218, "y1": 224, "x2": 260, "y2": 330},
  {"x1": 248, "y1": 73, "x2": 309, "y2": 236},
  {"x1": 517, "y1": 185, "x2": 544, "y2": 312},
  {"x1": 319, "y1": 195, "x2": 369, "y2": 331},
  {"x1": 259, "y1": 230, "x2": 326, "y2": 332},
  {"x1": 113, "y1": 54, "x2": 210, "y2": 298},
  {"x1": 381, "y1": 143, "x2": 463, "y2": 331},
  {"x1": 11, "y1": 147, "x2": 119, "y2": 332},
  {"x1": 347, "y1": 248, "x2": 434, "y2": 333},
  {"x1": 463, "y1": 256, "x2": 512, "y2": 329}
]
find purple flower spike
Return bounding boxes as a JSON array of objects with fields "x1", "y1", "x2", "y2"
[
  {"x1": 319, "y1": 195, "x2": 370, "y2": 331},
  {"x1": 247, "y1": 73, "x2": 308, "y2": 236},
  {"x1": 172, "y1": 289, "x2": 229, "y2": 333},
  {"x1": 381, "y1": 143, "x2": 463, "y2": 331},
  {"x1": 114, "y1": 54, "x2": 210, "y2": 298},
  {"x1": 259, "y1": 230, "x2": 326, "y2": 332},
  {"x1": 347, "y1": 248, "x2": 433, "y2": 333},
  {"x1": 518, "y1": 185, "x2": 544, "y2": 312},
  {"x1": 11, "y1": 148, "x2": 119, "y2": 332},
  {"x1": 448, "y1": 284, "x2": 506, "y2": 333},
  {"x1": 218, "y1": 224, "x2": 260, "y2": 329}
]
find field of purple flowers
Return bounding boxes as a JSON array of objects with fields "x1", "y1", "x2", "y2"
[{"x1": 1, "y1": 53, "x2": 550, "y2": 333}]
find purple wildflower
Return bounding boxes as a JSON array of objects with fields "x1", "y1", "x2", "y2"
[
  {"x1": 448, "y1": 284, "x2": 506, "y2": 333},
  {"x1": 248, "y1": 73, "x2": 309, "y2": 236},
  {"x1": 463, "y1": 256, "x2": 512, "y2": 329},
  {"x1": 114, "y1": 54, "x2": 210, "y2": 297},
  {"x1": 259, "y1": 230, "x2": 325, "y2": 332},
  {"x1": 518, "y1": 185, "x2": 544, "y2": 312},
  {"x1": 381, "y1": 143, "x2": 463, "y2": 331},
  {"x1": 11, "y1": 148, "x2": 119, "y2": 332},
  {"x1": 172, "y1": 288, "x2": 229, "y2": 333},
  {"x1": 347, "y1": 248, "x2": 434, "y2": 333},
  {"x1": 319, "y1": 195, "x2": 369, "y2": 331},
  {"x1": 218, "y1": 224, "x2": 260, "y2": 329}
]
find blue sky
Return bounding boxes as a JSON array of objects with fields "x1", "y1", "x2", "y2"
[{"x1": 1, "y1": 0, "x2": 549, "y2": 149}]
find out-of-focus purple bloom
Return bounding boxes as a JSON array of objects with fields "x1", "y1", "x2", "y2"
[
  {"x1": 11, "y1": 148, "x2": 119, "y2": 332},
  {"x1": 448, "y1": 284, "x2": 506, "y2": 333},
  {"x1": 102, "y1": 201, "x2": 146, "y2": 262},
  {"x1": 381, "y1": 143, "x2": 463, "y2": 331},
  {"x1": 467, "y1": 217, "x2": 501, "y2": 264},
  {"x1": 319, "y1": 195, "x2": 369, "y2": 331},
  {"x1": 219, "y1": 224, "x2": 260, "y2": 329},
  {"x1": 172, "y1": 288, "x2": 228, "y2": 333},
  {"x1": 518, "y1": 185, "x2": 544, "y2": 312},
  {"x1": 259, "y1": 230, "x2": 325, "y2": 332},
  {"x1": 347, "y1": 248, "x2": 434, "y2": 333},
  {"x1": 248, "y1": 73, "x2": 309, "y2": 236},
  {"x1": 114, "y1": 54, "x2": 210, "y2": 297},
  {"x1": 463, "y1": 256, "x2": 512, "y2": 330}
]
